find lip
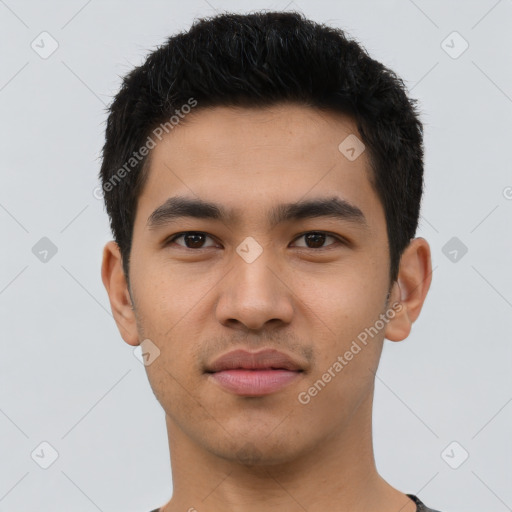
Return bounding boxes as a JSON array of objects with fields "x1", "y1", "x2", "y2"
[{"x1": 205, "y1": 349, "x2": 305, "y2": 396}]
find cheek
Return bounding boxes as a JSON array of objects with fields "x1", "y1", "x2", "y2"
[
  {"x1": 134, "y1": 264, "x2": 200, "y2": 326},
  {"x1": 300, "y1": 263, "x2": 388, "y2": 377},
  {"x1": 308, "y1": 259, "x2": 387, "y2": 328},
  {"x1": 297, "y1": 290, "x2": 384, "y2": 421},
  {"x1": 131, "y1": 269, "x2": 203, "y2": 378}
]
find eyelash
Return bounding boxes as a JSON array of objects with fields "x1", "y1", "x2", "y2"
[{"x1": 164, "y1": 231, "x2": 346, "y2": 251}]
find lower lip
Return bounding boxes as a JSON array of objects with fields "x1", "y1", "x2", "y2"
[{"x1": 208, "y1": 369, "x2": 302, "y2": 396}]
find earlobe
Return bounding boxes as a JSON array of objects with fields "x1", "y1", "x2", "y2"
[
  {"x1": 101, "y1": 241, "x2": 140, "y2": 346},
  {"x1": 384, "y1": 237, "x2": 432, "y2": 342}
]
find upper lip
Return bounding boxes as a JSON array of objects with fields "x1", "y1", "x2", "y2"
[{"x1": 205, "y1": 349, "x2": 305, "y2": 373}]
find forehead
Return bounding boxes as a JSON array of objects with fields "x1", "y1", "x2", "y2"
[
  {"x1": 150, "y1": 103, "x2": 361, "y2": 170},
  {"x1": 135, "y1": 104, "x2": 385, "y2": 232}
]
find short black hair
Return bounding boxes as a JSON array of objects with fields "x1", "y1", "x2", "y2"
[{"x1": 99, "y1": 10, "x2": 424, "y2": 286}]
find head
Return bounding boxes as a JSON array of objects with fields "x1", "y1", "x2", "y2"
[{"x1": 100, "y1": 11, "x2": 431, "y2": 466}]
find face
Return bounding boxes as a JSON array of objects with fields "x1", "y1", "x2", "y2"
[{"x1": 112, "y1": 104, "x2": 408, "y2": 465}]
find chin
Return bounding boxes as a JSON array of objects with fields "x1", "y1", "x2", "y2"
[{"x1": 208, "y1": 435, "x2": 308, "y2": 468}]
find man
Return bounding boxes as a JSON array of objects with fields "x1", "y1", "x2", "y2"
[{"x1": 100, "y1": 11, "x2": 441, "y2": 512}]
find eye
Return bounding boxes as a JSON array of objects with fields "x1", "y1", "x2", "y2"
[
  {"x1": 164, "y1": 230, "x2": 345, "y2": 251},
  {"x1": 291, "y1": 231, "x2": 343, "y2": 249},
  {"x1": 165, "y1": 231, "x2": 219, "y2": 249}
]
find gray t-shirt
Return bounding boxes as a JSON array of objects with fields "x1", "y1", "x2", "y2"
[{"x1": 148, "y1": 493, "x2": 444, "y2": 511}]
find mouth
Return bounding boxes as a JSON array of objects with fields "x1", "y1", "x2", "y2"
[
  {"x1": 205, "y1": 349, "x2": 305, "y2": 396},
  {"x1": 207, "y1": 368, "x2": 303, "y2": 396}
]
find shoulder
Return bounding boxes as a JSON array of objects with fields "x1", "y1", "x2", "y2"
[{"x1": 407, "y1": 493, "x2": 445, "y2": 512}]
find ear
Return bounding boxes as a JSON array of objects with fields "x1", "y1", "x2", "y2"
[
  {"x1": 101, "y1": 241, "x2": 140, "y2": 346},
  {"x1": 384, "y1": 237, "x2": 432, "y2": 342}
]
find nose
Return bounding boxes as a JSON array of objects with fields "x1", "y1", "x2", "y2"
[{"x1": 215, "y1": 246, "x2": 294, "y2": 332}]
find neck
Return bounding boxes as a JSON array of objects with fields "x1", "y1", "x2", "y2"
[{"x1": 160, "y1": 389, "x2": 416, "y2": 512}]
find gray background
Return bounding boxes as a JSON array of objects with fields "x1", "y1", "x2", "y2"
[{"x1": 1, "y1": 0, "x2": 511, "y2": 510}]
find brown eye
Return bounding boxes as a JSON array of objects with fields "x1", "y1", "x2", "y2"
[
  {"x1": 292, "y1": 231, "x2": 341, "y2": 249},
  {"x1": 166, "y1": 232, "x2": 218, "y2": 249}
]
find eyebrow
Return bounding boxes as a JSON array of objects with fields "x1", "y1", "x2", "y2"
[{"x1": 146, "y1": 195, "x2": 368, "y2": 230}]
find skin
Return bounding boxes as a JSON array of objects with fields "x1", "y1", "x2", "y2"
[{"x1": 102, "y1": 104, "x2": 432, "y2": 512}]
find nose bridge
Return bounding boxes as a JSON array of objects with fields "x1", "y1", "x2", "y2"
[
  {"x1": 215, "y1": 237, "x2": 293, "y2": 329},
  {"x1": 235, "y1": 240, "x2": 277, "y2": 297}
]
